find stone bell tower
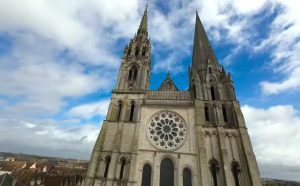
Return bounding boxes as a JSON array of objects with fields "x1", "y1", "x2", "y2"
[{"x1": 85, "y1": 7, "x2": 262, "y2": 186}]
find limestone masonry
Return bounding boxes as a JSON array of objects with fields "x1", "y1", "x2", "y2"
[{"x1": 85, "y1": 6, "x2": 262, "y2": 186}]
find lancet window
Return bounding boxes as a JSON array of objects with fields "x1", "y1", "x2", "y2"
[
  {"x1": 183, "y1": 168, "x2": 192, "y2": 186},
  {"x1": 103, "y1": 156, "x2": 111, "y2": 178},
  {"x1": 119, "y1": 157, "x2": 127, "y2": 179},
  {"x1": 232, "y1": 161, "x2": 240, "y2": 186},
  {"x1": 128, "y1": 66, "x2": 138, "y2": 81},
  {"x1": 129, "y1": 101, "x2": 135, "y2": 122},
  {"x1": 141, "y1": 164, "x2": 151, "y2": 186},
  {"x1": 209, "y1": 159, "x2": 220, "y2": 186}
]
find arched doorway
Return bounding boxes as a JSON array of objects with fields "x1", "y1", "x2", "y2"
[{"x1": 160, "y1": 158, "x2": 174, "y2": 186}]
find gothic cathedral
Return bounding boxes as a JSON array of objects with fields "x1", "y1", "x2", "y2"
[{"x1": 85, "y1": 6, "x2": 262, "y2": 186}]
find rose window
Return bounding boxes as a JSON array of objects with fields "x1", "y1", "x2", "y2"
[{"x1": 147, "y1": 111, "x2": 187, "y2": 151}]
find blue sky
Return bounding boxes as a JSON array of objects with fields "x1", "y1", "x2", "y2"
[{"x1": 0, "y1": 0, "x2": 300, "y2": 181}]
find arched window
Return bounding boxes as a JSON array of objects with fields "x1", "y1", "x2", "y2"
[
  {"x1": 209, "y1": 160, "x2": 219, "y2": 186},
  {"x1": 128, "y1": 69, "x2": 133, "y2": 80},
  {"x1": 231, "y1": 162, "x2": 240, "y2": 186},
  {"x1": 117, "y1": 101, "x2": 123, "y2": 121},
  {"x1": 183, "y1": 168, "x2": 192, "y2": 186},
  {"x1": 204, "y1": 106, "x2": 209, "y2": 121},
  {"x1": 133, "y1": 68, "x2": 138, "y2": 80},
  {"x1": 210, "y1": 86, "x2": 216, "y2": 100},
  {"x1": 193, "y1": 85, "x2": 197, "y2": 98},
  {"x1": 141, "y1": 164, "x2": 151, "y2": 186},
  {"x1": 129, "y1": 101, "x2": 135, "y2": 122},
  {"x1": 128, "y1": 66, "x2": 138, "y2": 81},
  {"x1": 222, "y1": 105, "x2": 227, "y2": 122},
  {"x1": 160, "y1": 158, "x2": 174, "y2": 186},
  {"x1": 135, "y1": 47, "x2": 139, "y2": 56},
  {"x1": 209, "y1": 67, "x2": 213, "y2": 74},
  {"x1": 103, "y1": 156, "x2": 111, "y2": 178},
  {"x1": 142, "y1": 47, "x2": 147, "y2": 56},
  {"x1": 119, "y1": 157, "x2": 126, "y2": 179}
]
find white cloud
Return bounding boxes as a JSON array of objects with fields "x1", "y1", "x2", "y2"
[
  {"x1": 256, "y1": 1, "x2": 300, "y2": 95},
  {"x1": 67, "y1": 99, "x2": 110, "y2": 119},
  {"x1": 0, "y1": 118, "x2": 99, "y2": 159},
  {"x1": 230, "y1": 0, "x2": 269, "y2": 15},
  {"x1": 242, "y1": 105, "x2": 300, "y2": 181},
  {"x1": 0, "y1": 57, "x2": 110, "y2": 116},
  {"x1": 0, "y1": 0, "x2": 299, "y2": 182},
  {"x1": 260, "y1": 68, "x2": 300, "y2": 95}
]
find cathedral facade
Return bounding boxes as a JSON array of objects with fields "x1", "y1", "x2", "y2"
[{"x1": 85, "y1": 6, "x2": 262, "y2": 186}]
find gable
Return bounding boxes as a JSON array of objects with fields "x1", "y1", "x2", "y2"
[{"x1": 158, "y1": 76, "x2": 179, "y2": 91}]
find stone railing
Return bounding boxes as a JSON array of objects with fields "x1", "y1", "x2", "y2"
[{"x1": 146, "y1": 91, "x2": 190, "y2": 100}]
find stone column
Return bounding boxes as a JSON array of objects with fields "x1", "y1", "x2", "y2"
[{"x1": 217, "y1": 127, "x2": 233, "y2": 186}]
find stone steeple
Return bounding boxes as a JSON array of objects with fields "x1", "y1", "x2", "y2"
[
  {"x1": 192, "y1": 12, "x2": 219, "y2": 70},
  {"x1": 190, "y1": 12, "x2": 235, "y2": 101},
  {"x1": 85, "y1": 8, "x2": 262, "y2": 186},
  {"x1": 115, "y1": 5, "x2": 151, "y2": 91}
]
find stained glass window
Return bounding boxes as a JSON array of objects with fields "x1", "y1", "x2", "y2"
[
  {"x1": 141, "y1": 164, "x2": 151, "y2": 186},
  {"x1": 183, "y1": 168, "x2": 192, "y2": 186},
  {"x1": 160, "y1": 158, "x2": 174, "y2": 186}
]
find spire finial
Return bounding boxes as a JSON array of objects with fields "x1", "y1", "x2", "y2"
[{"x1": 167, "y1": 71, "x2": 170, "y2": 77}]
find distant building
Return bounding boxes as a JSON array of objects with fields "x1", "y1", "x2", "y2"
[
  {"x1": 4, "y1": 158, "x2": 15, "y2": 162},
  {"x1": 0, "y1": 160, "x2": 87, "y2": 186},
  {"x1": 85, "y1": 6, "x2": 261, "y2": 186},
  {"x1": 262, "y1": 178, "x2": 300, "y2": 186}
]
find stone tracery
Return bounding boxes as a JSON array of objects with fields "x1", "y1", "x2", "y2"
[{"x1": 147, "y1": 111, "x2": 187, "y2": 150}]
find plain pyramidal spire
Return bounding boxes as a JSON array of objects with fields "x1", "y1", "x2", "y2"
[{"x1": 192, "y1": 12, "x2": 219, "y2": 69}]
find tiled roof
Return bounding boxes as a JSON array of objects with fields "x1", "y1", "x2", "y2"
[
  {"x1": 11, "y1": 169, "x2": 85, "y2": 186},
  {"x1": 0, "y1": 161, "x2": 26, "y2": 172}
]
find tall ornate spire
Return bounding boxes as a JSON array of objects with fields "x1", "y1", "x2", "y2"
[
  {"x1": 192, "y1": 12, "x2": 219, "y2": 69},
  {"x1": 116, "y1": 5, "x2": 151, "y2": 91},
  {"x1": 137, "y1": 5, "x2": 148, "y2": 36}
]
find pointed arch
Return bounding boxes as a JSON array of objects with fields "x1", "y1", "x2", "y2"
[
  {"x1": 183, "y1": 167, "x2": 192, "y2": 186},
  {"x1": 231, "y1": 161, "x2": 241, "y2": 186},
  {"x1": 209, "y1": 159, "x2": 220, "y2": 186},
  {"x1": 128, "y1": 68, "x2": 133, "y2": 80},
  {"x1": 133, "y1": 68, "x2": 138, "y2": 80},
  {"x1": 204, "y1": 106, "x2": 209, "y2": 121},
  {"x1": 209, "y1": 67, "x2": 213, "y2": 74},
  {"x1": 117, "y1": 100, "x2": 123, "y2": 121},
  {"x1": 128, "y1": 65, "x2": 138, "y2": 81},
  {"x1": 103, "y1": 155, "x2": 111, "y2": 178},
  {"x1": 129, "y1": 100, "x2": 135, "y2": 122},
  {"x1": 141, "y1": 164, "x2": 151, "y2": 186},
  {"x1": 119, "y1": 157, "x2": 127, "y2": 179},
  {"x1": 210, "y1": 86, "x2": 216, "y2": 100},
  {"x1": 160, "y1": 158, "x2": 174, "y2": 186},
  {"x1": 222, "y1": 105, "x2": 228, "y2": 122}
]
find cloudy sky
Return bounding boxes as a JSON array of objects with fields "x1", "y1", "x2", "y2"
[{"x1": 0, "y1": 0, "x2": 300, "y2": 182}]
